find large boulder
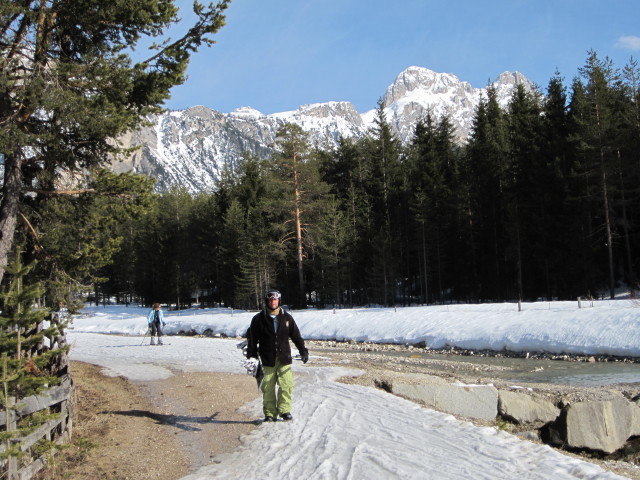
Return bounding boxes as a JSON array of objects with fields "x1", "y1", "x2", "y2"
[
  {"x1": 387, "y1": 373, "x2": 498, "y2": 421},
  {"x1": 498, "y1": 390, "x2": 560, "y2": 425},
  {"x1": 546, "y1": 394, "x2": 640, "y2": 454}
]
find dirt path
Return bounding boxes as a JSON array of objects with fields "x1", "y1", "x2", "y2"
[{"x1": 36, "y1": 362, "x2": 259, "y2": 479}]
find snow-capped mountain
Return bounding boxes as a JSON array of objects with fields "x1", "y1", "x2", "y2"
[
  {"x1": 112, "y1": 66, "x2": 535, "y2": 192},
  {"x1": 372, "y1": 67, "x2": 533, "y2": 144}
]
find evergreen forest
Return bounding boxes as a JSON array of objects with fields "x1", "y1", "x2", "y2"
[
  {"x1": 80, "y1": 51, "x2": 638, "y2": 310},
  {"x1": 13, "y1": 51, "x2": 640, "y2": 312}
]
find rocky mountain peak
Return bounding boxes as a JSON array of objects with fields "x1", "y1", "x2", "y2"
[
  {"x1": 383, "y1": 66, "x2": 474, "y2": 106},
  {"x1": 371, "y1": 66, "x2": 536, "y2": 144},
  {"x1": 495, "y1": 71, "x2": 530, "y2": 87}
]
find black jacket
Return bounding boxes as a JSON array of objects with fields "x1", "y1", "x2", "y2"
[{"x1": 246, "y1": 309, "x2": 307, "y2": 367}]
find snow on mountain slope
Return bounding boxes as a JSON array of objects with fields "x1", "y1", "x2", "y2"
[
  {"x1": 362, "y1": 66, "x2": 534, "y2": 144},
  {"x1": 114, "y1": 66, "x2": 536, "y2": 192}
]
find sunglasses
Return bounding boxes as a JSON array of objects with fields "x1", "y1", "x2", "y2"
[{"x1": 267, "y1": 292, "x2": 281, "y2": 299}]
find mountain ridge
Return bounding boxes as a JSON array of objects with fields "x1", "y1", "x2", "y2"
[{"x1": 112, "y1": 66, "x2": 535, "y2": 192}]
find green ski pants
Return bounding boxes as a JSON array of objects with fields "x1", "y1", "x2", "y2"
[{"x1": 261, "y1": 358, "x2": 294, "y2": 417}]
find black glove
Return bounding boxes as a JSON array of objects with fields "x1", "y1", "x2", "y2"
[{"x1": 300, "y1": 351, "x2": 309, "y2": 364}]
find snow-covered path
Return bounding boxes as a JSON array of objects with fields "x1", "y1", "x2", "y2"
[
  {"x1": 185, "y1": 367, "x2": 622, "y2": 480},
  {"x1": 68, "y1": 315, "x2": 630, "y2": 480}
]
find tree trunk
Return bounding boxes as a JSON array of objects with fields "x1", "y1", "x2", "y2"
[
  {"x1": 0, "y1": 152, "x2": 23, "y2": 285},
  {"x1": 292, "y1": 152, "x2": 305, "y2": 303},
  {"x1": 617, "y1": 149, "x2": 635, "y2": 285},
  {"x1": 421, "y1": 219, "x2": 428, "y2": 304},
  {"x1": 601, "y1": 161, "x2": 615, "y2": 299}
]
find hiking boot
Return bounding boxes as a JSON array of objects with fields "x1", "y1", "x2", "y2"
[
  {"x1": 280, "y1": 413, "x2": 293, "y2": 421},
  {"x1": 263, "y1": 416, "x2": 276, "y2": 422},
  {"x1": 150, "y1": 338, "x2": 156, "y2": 345},
  {"x1": 157, "y1": 339, "x2": 163, "y2": 345}
]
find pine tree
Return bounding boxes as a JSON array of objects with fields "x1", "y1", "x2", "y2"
[
  {"x1": 617, "y1": 59, "x2": 640, "y2": 286},
  {"x1": 407, "y1": 115, "x2": 440, "y2": 303},
  {"x1": 268, "y1": 123, "x2": 329, "y2": 307},
  {"x1": 158, "y1": 187, "x2": 196, "y2": 308},
  {"x1": 575, "y1": 51, "x2": 623, "y2": 298},
  {"x1": 319, "y1": 136, "x2": 371, "y2": 306},
  {"x1": 362, "y1": 101, "x2": 403, "y2": 306},
  {"x1": 407, "y1": 114, "x2": 465, "y2": 303},
  {"x1": 0, "y1": 251, "x2": 67, "y2": 462},
  {"x1": 465, "y1": 86, "x2": 510, "y2": 300},
  {"x1": 505, "y1": 84, "x2": 544, "y2": 300},
  {"x1": 224, "y1": 156, "x2": 278, "y2": 309},
  {"x1": 314, "y1": 195, "x2": 352, "y2": 307},
  {"x1": 0, "y1": 0, "x2": 230, "y2": 285},
  {"x1": 540, "y1": 73, "x2": 580, "y2": 299}
]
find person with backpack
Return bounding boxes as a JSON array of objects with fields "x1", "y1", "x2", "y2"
[
  {"x1": 246, "y1": 289, "x2": 309, "y2": 422},
  {"x1": 147, "y1": 303, "x2": 165, "y2": 345}
]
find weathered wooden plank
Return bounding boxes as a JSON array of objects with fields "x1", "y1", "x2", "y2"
[
  {"x1": 16, "y1": 377, "x2": 72, "y2": 417},
  {"x1": 16, "y1": 456, "x2": 46, "y2": 480},
  {"x1": 5, "y1": 418, "x2": 72, "y2": 480},
  {"x1": 0, "y1": 377, "x2": 71, "y2": 427},
  {"x1": 17, "y1": 417, "x2": 64, "y2": 452},
  {"x1": 0, "y1": 333, "x2": 73, "y2": 478},
  {"x1": 0, "y1": 417, "x2": 62, "y2": 455}
]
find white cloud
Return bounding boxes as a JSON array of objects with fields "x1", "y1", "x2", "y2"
[{"x1": 616, "y1": 35, "x2": 640, "y2": 50}]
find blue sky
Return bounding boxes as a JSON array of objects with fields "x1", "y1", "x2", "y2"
[{"x1": 160, "y1": 0, "x2": 640, "y2": 115}]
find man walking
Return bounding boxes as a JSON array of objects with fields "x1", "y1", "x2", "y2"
[{"x1": 246, "y1": 289, "x2": 309, "y2": 422}]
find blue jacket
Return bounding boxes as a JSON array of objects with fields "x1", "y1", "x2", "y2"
[{"x1": 147, "y1": 308, "x2": 165, "y2": 326}]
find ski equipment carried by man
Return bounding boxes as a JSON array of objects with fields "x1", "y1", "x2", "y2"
[
  {"x1": 238, "y1": 340, "x2": 264, "y2": 389},
  {"x1": 245, "y1": 289, "x2": 309, "y2": 422}
]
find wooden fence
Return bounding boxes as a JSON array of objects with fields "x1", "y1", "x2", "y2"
[{"x1": 0, "y1": 328, "x2": 72, "y2": 479}]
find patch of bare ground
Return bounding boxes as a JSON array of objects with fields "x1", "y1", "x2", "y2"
[{"x1": 35, "y1": 361, "x2": 259, "y2": 480}]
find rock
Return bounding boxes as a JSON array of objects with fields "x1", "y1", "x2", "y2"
[
  {"x1": 498, "y1": 390, "x2": 560, "y2": 425},
  {"x1": 388, "y1": 373, "x2": 498, "y2": 421},
  {"x1": 555, "y1": 395, "x2": 640, "y2": 453}
]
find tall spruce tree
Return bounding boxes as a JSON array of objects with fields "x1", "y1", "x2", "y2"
[
  {"x1": 407, "y1": 114, "x2": 464, "y2": 303},
  {"x1": 505, "y1": 84, "x2": 544, "y2": 300},
  {"x1": 576, "y1": 52, "x2": 622, "y2": 298},
  {"x1": 540, "y1": 73, "x2": 579, "y2": 298},
  {"x1": 224, "y1": 155, "x2": 277, "y2": 309},
  {"x1": 407, "y1": 115, "x2": 441, "y2": 303},
  {"x1": 616, "y1": 59, "x2": 640, "y2": 286},
  {"x1": 362, "y1": 101, "x2": 403, "y2": 306},
  {"x1": 319, "y1": 136, "x2": 371, "y2": 306},
  {"x1": 465, "y1": 86, "x2": 510, "y2": 300},
  {"x1": 183, "y1": 192, "x2": 220, "y2": 306},
  {"x1": 566, "y1": 77, "x2": 602, "y2": 297},
  {"x1": 161, "y1": 186, "x2": 195, "y2": 308},
  {"x1": 268, "y1": 123, "x2": 328, "y2": 307},
  {"x1": 313, "y1": 194, "x2": 352, "y2": 307}
]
